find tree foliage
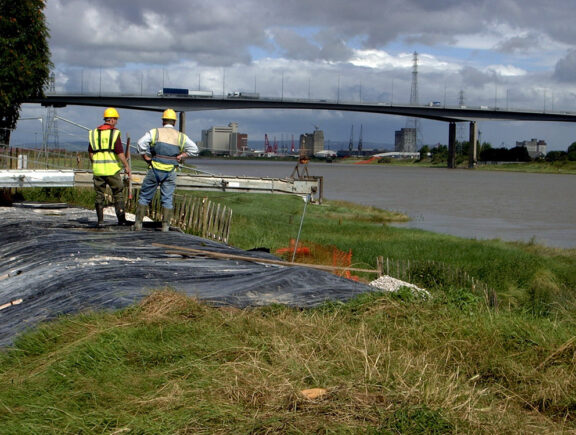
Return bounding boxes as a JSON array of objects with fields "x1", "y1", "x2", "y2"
[
  {"x1": 545, "y1": 150, "x2": 567, "y2": 162},
  {"x1": 480, "y1": 146, "x2": 532, "y2": 162},
  {"x1": 567, "y1": 142, "x2": 576, "y2": 161},
  {"x1": 543, "y1": 142, "x2": 576, "y2": 162},
  {"x1": 430, "y1": 144, "x2": 448, "y2": 163},
  {"x1": 0, "y1": 0, "x2": 51, "y2": 146}
]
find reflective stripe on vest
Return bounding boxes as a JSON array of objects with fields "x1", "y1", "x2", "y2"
[
  {"x1": 89, "y1": 128, "x2": 123, "y2": 176},
  {"x1": 150, "y1": 127, "x2": 186, "y2": 172}
]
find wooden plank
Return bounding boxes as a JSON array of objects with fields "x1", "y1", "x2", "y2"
[{"x1": 153, "y1": 243, "x2": 379, "y2": 274}]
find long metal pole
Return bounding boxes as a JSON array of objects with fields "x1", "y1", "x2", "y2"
[
  {"x1": 55, "y1": 116, "x2": 90, "y2": 131},
  {"x1": 291, "y1": 194, "x2": 310, "y2": 263}
]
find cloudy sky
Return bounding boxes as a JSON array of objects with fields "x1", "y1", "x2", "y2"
[{"x1": 12, "y1": 0, "x2": 576, "y2": 151}]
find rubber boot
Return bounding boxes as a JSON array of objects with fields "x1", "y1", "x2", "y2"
[
  {"x1": 95, "y1": 204, "x2": 104, "y2": 228},
  {"x1": 114, "y1": 200, "x2": 127, "y2": 225},
  {"x1": 133, "y1": 204, "x2": 147, "y2": 231},
  {"x1": 161, "y1": 207, "x2": 173, "y2": 232}
]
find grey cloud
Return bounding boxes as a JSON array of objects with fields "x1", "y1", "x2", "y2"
[
  {"x1": 271, "y1": 28, "x2": 321, "y2": 61},
  {"x1": 263, "y1": 28, "x2": 352, "y2": 63},
  {"x1": 485, "y1": 0, "x2": 576, "y2": 46},
  {"x1": 496, "y1": 33, "x2": 541, "y2": 54},
  {"x1": 403, "y1": 33, "x2": 458, "y2": 47},
  {"x1": 407, "y1": 0, "x2": 464, "y2": 11},
  {"x1": 459, "y1": 66, "x2": 493, "y2": 88},
  {"x1": 47, "y1": 0, "x2": 267, "y2": 67},
  {"x1": 359, "y1": 3, "x2": 484, "y2": 48},
  {"x1": 47, "y1": 0, "x2": 576, "y2": 69},
  {"x1": 316, "y1": 31, "x2": 354, "y2": 62},
  {"x1": 553, "y1": 50, "x2": 576, "y2": 83}
]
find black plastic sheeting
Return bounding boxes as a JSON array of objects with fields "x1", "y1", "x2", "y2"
[{"x1": 0, "y1": 204, "x2": 375, "y2": 346}]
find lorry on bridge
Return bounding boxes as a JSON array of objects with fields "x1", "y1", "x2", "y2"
[
  {"x1": 157, "y1": 88, "x2": 213, "y2": 97},
  {"x1": 227, "y1": 91, "x2": 260, "y2": 99}
]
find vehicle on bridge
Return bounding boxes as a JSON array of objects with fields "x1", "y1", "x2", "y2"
[
  {"x1": 227, "y1": 91, "x2": 260, "y2": 99},
  {"x1": 157, "y1": 88, "x2": 213, "y2": 97}
]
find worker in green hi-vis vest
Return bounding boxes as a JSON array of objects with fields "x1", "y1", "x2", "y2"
[{"x1": 88, "y1": 107, "x2": 132, "y2": 228}]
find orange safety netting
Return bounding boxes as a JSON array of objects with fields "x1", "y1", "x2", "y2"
[
  {"x1": 354, "y1": 156, "x2": 379, "y2": 164},
  {"x1": 275, "y1": 239, "x2": 358, "y2": 280}
]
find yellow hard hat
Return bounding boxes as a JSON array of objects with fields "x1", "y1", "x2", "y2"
[
  {"x1": 162, "y1": 109, "x2": 177, "y2": 121},
  {"x1": 103, "y1": 107, "x2": 119, "y2": 119}
]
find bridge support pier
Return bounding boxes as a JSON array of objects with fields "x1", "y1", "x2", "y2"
[
  {"x1": 468, "y1": 121, "x2": 478, "y2": 168},
  {"x1": 448, "y1": 122, "x2": 456, "y2": 168},
  {"x1": 179, "y1": 111, "x2": 186, "y2": 133}
]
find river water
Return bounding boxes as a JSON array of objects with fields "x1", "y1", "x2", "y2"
[{"x1": 193, "y1": 159, "x2": 576, "y2": 249}]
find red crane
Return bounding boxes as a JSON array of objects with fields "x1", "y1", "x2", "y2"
[{"x1": 264, "y1": 134, "x2": 272, "y2": 153}]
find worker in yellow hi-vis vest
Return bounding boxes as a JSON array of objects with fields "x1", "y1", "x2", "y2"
[
  {"x1": 88, "y1": 107, "x2": 132, "y2": 227},
  {"x1": 134, "y1": 109, "x2": 198, "y2": 232}
]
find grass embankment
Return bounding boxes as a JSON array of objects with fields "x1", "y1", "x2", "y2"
[
  {"x1": 181, "y1": 191, "x2": 576, "y2": 317},
  {"x1": 474, "y1": 160, "x2": 576, "y2": 174},
  {"x1": 1, "y1": 188, "x2": 576, "y2": 432},
  {"x1": 338, "y1": 155, "x2": 576, "y2": 174}
]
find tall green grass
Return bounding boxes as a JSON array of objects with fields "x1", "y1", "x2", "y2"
[{"x1": 0, "y1": 290, "x2": 575, "y2": 433}]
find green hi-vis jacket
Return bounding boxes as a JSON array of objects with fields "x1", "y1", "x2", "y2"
[{"x1": 89, "y1": 128, "x2": 123, "y2": 176}]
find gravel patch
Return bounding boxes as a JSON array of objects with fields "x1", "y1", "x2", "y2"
[{"x1": 369, "y1": 275, "x2": 430, "y2": 298}]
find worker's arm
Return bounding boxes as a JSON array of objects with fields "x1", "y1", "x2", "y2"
[
  {"x1": 88, "y1": 141, "x2": 94, "y2": 162},
  {"x1": 117, "y1": 153, "x2": 132, "y2": 177},
  {"x1": 137, "y1": 131, "x2": 153, "y2": 164},
  {"x1": 113, "y1": 133, "x2": 132, "y2": 177},
  {"x1": 177, "y1": 135, "x2": 199, "y2": 162}
]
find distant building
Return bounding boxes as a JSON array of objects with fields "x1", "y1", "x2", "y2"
[
  {"x1": 516, "y1": 138, "x2": 547, "y2": 158},
  {"x1": 394, "y1": 128, "x2": 417, "y2": 152},
  {"x1": 299, "y1": 128, "x2": 324, "y2": 157},
  {"x1": 201, "y1": 122, "x2": 248, "y2": 156}
]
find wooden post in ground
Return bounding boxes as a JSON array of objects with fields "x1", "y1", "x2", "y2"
[{"x1": 376, "y1": 256, "x2": 384, "y2": 277}]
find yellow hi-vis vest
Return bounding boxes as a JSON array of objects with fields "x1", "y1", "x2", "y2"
[
  {"x1": 150, "y1": 127, "x2": 186, "y2": 172},
  {"x1": 89, "y1": 128, "x2": 123, "y2": 176}
]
